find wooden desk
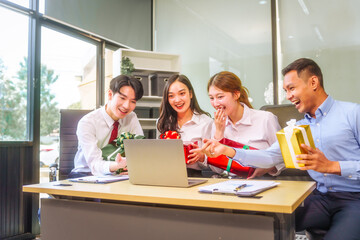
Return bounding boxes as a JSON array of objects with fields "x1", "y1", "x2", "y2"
[{"x1": 23, "y1": 179, "x2": 315, "y2": 240}]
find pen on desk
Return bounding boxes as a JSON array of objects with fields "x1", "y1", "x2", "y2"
[{"x1": 234, "y1": 184, "x2": 247, "y2": 192}]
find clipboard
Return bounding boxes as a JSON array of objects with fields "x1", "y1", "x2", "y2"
[
  {"x1": 69, "y1": 175, "x2": 129, "y2": 184},
  {"x1": 198, "y1": 180, "x2": 279, "y2": 197}
]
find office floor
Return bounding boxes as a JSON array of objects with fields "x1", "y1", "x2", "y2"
[
  {"x1": 296, "y1": 233, "x2": 308, "y2": 240},
  {"x1": 35, "y1": 234, "x2": 308, "y2": 239}
]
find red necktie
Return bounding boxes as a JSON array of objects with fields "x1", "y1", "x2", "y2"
[{"x1": 109, "y1": 121, "x2": 119, "y2": 143}]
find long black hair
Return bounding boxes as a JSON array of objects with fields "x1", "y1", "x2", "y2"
[{"x1": 157, "y1": 74, "x2": 210, "y2": 134}]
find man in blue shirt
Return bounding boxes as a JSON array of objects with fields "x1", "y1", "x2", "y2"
[{"x1": 198, "y1": 58, "x2": 360, "y2": 240}]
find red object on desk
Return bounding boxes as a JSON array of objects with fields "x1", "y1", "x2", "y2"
[{"x1": 207, "y1": 138, "x2": 256, "y2": 178}]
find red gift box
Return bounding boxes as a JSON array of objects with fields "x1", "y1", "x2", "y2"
[
  {"x1": 207, "y1": 138, "x2": 256, "y2": 178},
  {"x1": 183, "y1": 141, "x2": 198, "y2": 164},
  {"x1": 160, "y1": 131, "x2": 194, "y2": 164}
]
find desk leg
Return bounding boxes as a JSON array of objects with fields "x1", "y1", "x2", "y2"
[{"x1": 273, "y1": 212, "x2": 295, "y2": 240}]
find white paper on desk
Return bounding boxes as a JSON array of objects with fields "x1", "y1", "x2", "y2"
[
  {"x1": 69, "y1": 175, "x2": 129, "y2": 184},
  {"x1": 198, "y1": 180, "x2": 279, "y2": 197}
]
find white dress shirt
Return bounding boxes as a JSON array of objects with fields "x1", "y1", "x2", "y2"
[
  {"x1": 71, "y1": 106, "x2": 143, "y2": 176},
  {"x1": 178, "y1": 113, "x2": 213, "y2": 170},
  {"x1": 210, "y1": 104, "x2": 282, "y2": 173}
]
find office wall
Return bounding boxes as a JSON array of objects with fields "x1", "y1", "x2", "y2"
[
  {"x1": 44, "y1": 0, "x2": 152, "y2": 50},
  {"x1": 155, "y1": 0, "x2": 360, "y2": 110},
  {"x1": 154, "y1": 0, "x2": 273, "y2": 111},
  {"x1": 279, "y1": 0, "x2": 360, "y2": 104}
]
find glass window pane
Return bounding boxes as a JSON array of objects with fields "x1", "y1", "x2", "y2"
[
  {"x1": 40, "y1": 27, "x2": 97, "y2": 181},
  {"x1": 104, "y1": 47, "x2": 116, "y2": 103},
  {"x1": 278, "y1": 0, "x2": 360, "y2": 104},
  {"x1": 154, "y1": 0, "x2": 273, "y2": 110},
  {"x1": 7, "y1": 0, "x2": 29, "y2": 8},
  {"x1": 0, "y1": 7, "x2": 29, "y2": 141}
]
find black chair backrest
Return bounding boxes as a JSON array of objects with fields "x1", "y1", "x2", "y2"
[
  {"x1": 260, "y1": 104, "x2": 304, "y2": 128},
  {"x1": 260, "y1": 104, "x2": 312, "y2": 181},
  {"x1": 59, "y1": 109, "x2": 92, "y2": 180}
]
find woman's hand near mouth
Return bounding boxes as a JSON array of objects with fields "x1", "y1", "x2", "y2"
[{"x1": 214, "y1": 107, "x2": 226, "y2": 140}]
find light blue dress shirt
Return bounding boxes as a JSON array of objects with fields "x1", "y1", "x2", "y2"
[{"x1": 233, "y1": 96, "x2": 360, "y2": 193}]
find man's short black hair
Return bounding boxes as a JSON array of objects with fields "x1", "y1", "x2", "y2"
[
  {"x1": 109, "y1": 75, "x2": 143, "y2": 101},
  {"x1": 282, "y1": 58, "x2": 324, "y2": 88}
]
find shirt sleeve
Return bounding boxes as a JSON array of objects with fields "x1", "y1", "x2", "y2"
[
  {"x1": 129, "y1": 114, "x2": 144, "y2": 136},
  {"x1": 265, "y1": 112, "x2": 285, "y2": 175},
  {"x1": 233, "y1": 141, "x2": 284, "y2": 169},
  {"x1": 76, "y1": 118, "x2": 111, "y2": 176},
  {"x1": 339, "y1": 104, "x2": 360, "y2": 179},
  {"x1": 198, "y1": 117, "x2": 214, "y2": 167}
]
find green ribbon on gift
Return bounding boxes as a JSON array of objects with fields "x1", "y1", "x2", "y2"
[
  {"x1": 226, "y1": 157, "x2": 233, "y2": 172},
  {"x1": 102, "y1": 132, "x2": 145, "y2": 161},
  {"x1": 225, "y1": 145, "x2": 250, "y2": 172}
]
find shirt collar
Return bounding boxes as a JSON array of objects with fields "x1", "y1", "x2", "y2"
[
  {"x1": 304, "y1": 95, "x2": 334, "y2": 120},
  {"x1": 182, "y1": 112, "x2": 201, "y2": 126},
  {"x1": 101, "y1": 105, "x2": 118, "y2": 128},
  {"x1": 225, "y1": 103, "x2": 252, "y2": 126}
]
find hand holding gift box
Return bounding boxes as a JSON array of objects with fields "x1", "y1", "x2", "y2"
[
  {"x1": 276, "y1": 119, "x2": 315, "y2": 169},
  {"x1": 207, "y1": 138, "x2": 256, "y2": 178}
]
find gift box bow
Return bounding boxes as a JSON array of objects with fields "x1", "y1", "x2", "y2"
[
  {"x1": 159, "y1": 130, "x2": 180, "y2": 139},
  {"x1": 102, "y1": 132, "x2": 145, "y2": 161},
  {"x1": 276, "y1": 119, "x2": 315, "y2": 169},
  {"x1": 207, "y1": 138, "x2": 256, "y2": 178}
]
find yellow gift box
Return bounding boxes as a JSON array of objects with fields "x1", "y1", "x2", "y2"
[{"x1": 276, "y1": 119, "x2": 315, "y2": 169}]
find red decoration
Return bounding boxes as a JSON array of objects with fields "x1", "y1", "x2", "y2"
[{"x1": 159, "y1": 131, "x2": 180, "y2": 139}]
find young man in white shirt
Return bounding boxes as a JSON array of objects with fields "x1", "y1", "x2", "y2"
[{"x1": 69, "y1": 75, "x2": 144, "y2": 177}]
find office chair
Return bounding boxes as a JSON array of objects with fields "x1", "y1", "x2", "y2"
[
  {"x1": 260, "y1": 104, "x2": 304, "y2": 128},
  {"x1": 59, "y1": 109, "x2": 91, "y2": 180},
  {"x1": 260, "y1": 104, "x2": 311, "y2": 181}
]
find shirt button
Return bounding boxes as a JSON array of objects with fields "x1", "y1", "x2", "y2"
[
  {"x1": 324, "y1": 174, "x2": 327, "y2": 177},
  {"x1": 349, "y1": 175, "x2": 352, "y2": 178},
  {"x1": 317, "y1": 123, "x2": 320, "y2": 126},
  {"x1": 324, "y1": 112, "x2": 327, "y2": 116},
  {"x1": 317, "y1": 139, "x2": 320, "y2": 142}
]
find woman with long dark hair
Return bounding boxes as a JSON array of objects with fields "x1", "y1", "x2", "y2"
[{"x1": 157, "y1": 74, "x2": 213, "y2": 177}]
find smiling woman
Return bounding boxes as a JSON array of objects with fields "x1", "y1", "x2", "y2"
[
  {"x1": 206, "y1": 71, "x2": 282, "y2": 178},
  {"x1": 157, "y1": 74, "x2": 213, "y2": 177}
]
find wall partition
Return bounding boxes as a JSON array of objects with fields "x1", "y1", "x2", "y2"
[
  {"x1": 155, "y1": 0, "x2": 360, "y2": 111},
  {"x1": 154, "y1": 0, "x2": 273, "y2": 111},
  {"x1": 278, "y1": 0, "x2": 360, "y2": 104}
]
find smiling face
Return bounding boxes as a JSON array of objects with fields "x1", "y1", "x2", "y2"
[
  {"x1": 283, "y1": 70, "x2": 318, "y2": 116},
  {"x1": 168, "y1": 81, "x2": 193, "y2": 116},
  {"x1": 208, "y1": 85, "x2": 240, "y2": 116},
  {"x1": 106, "y1": 85, "x2": 137, "y2": 121}
]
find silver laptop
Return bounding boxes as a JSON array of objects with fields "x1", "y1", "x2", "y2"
[{"x1": 124, "y1": 139, "x2": 207, "y2": 188}]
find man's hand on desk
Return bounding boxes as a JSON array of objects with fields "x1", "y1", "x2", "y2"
[
  {"x1": 247, "y1": 167, "x2": 278, "y2": 179},
  {"x1": 110, "y1": 154, "x2": 127, "y2": 173},
  {"x1": 296, "y1": 144, "x2": 341, "y2": 175}
]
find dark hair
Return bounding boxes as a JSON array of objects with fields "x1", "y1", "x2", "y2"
[
  {"x1": 109, "y1": 75, "x2": 144, "y2": 101},
  {"x1": 281, "y1": 58, "x2": 324, "y2": 88},
  {"x1": 207, "y1": 71, "x2": 253, "y2": 109},
  {"x1": 157, "y1": 74, "x2": 210, "y2": 134}
]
